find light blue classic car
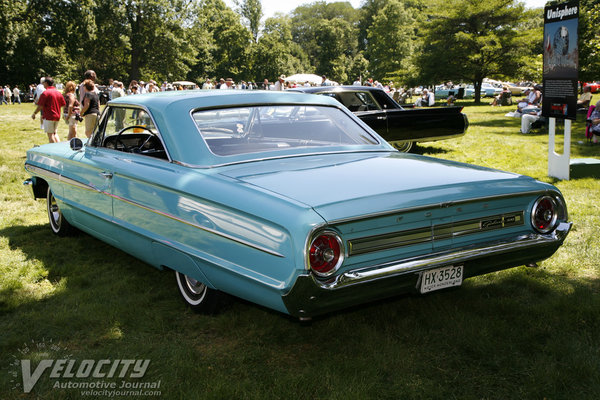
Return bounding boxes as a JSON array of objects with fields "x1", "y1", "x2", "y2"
[
  {"x1": 24, "y1": 90, "x2": 571, "y2": 320},
  {"x1": 433, "y1": 85, "x2": 475, "y2": 100}
]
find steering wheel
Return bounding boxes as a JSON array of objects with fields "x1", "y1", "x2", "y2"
[{"x1": 115, "y1": 125, "x2": 156, "y2": 153}]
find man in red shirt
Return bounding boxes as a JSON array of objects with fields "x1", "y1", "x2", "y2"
[{"x1": 32, "y1": 76, "x2": 66, "y2": 143}]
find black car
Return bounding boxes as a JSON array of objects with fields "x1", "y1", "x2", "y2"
[{"x1": 291, "y1": 86, "x2": 468, "y2": 152}]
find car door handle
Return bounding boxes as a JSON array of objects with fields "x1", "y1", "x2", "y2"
[{"x1": 100, "y1": 171, "x2": 113, "y2": 179}]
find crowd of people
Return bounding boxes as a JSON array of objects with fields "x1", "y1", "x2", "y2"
[
  {"x1": 25, "y1": 71, "x2": 406, "y2": 143},
  {"x1": 0, "y1": 85, "x2": 22, "y2": 105},
  {"x1": 21, "y1": 70, "x2": 599, "y2": 144}
]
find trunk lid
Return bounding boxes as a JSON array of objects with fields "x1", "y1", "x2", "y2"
[{"x1": 218, "y1": 152, "x2": 546, "y2": 222}]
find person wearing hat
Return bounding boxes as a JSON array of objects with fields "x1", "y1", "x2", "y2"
[
  {"x1": 274, "y1": 75, "x2": 286, "y2": 91},
  {"x1": 517, "y1": 86, "x2": 541, "y2": 113},
  {"x1": 220, "y1": 78, "x2": 234, "y2": 89}
]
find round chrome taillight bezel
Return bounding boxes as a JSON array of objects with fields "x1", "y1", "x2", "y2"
[
  {"x1": 307, "y1": 230, "x2": 345, "y2": 278},
  {"x1": 531, "y1": 195, "x2": 559, "y2": 234}
]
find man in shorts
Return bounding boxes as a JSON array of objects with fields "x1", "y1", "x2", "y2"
[{"x1": 32, "y1": 77, "x2": 66, "y2": 143}]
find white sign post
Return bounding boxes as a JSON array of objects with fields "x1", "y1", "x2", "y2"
[{"x1": 548, "y1": 117, "x2": 571, "y2": 180}]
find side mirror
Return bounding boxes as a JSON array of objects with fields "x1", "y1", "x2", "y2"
[{"x1": 69, "y1": 137, "x2": 83, "y2": 151}]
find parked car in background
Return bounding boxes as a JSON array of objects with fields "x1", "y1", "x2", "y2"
[
  {"x1": 584, "y1": 82, "x2": 600, "y2": 93},
  {"x1": 24, "y1": 90, "x2": 571, "y2": 320},
  {"x1": 481, "y1": 82, "x2": 503, "y2": 97},
  {"x1": 291, "y1": 86, "x2": 468, "y2": 152},
  {"x1": 505, "y1": 83, "x2": 532, "y2": 96},
  {"x1": 433, "y1": 85, "x2": 475, "y2": 99}
]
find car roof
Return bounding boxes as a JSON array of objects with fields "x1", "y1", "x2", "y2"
[
  {"x1": 104, "y1": 90, "x2": 390, "y2": 166},
  {"x1": 108, "y1": 89, "x2": 342, "y2": 110}
]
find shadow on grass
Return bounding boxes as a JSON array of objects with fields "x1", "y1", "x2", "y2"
[
  {"x1": 412, "y1": 144, "x2": 448, "y2": 155},
  {"x1": 0, "y1": 223, "x2": 171, "y2": 316},
  {"x1": 2, "y1": 222, "x2": 600, "y2": 398},
  {"x1": 472, "y1": 117, "x2": 521, "y2": 129}
]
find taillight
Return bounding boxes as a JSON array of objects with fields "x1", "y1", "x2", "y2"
[
  {"x1": 308, "y1": 231, "x2": 344, "y2": 278},
  {"x1": 531, "y1": 196, "x2": 558, "y2": 233}
]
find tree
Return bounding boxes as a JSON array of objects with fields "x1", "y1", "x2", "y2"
[
  {"x1": 119, "y1": 0, "x2": 197, "y2": 81},
  {"x1": 416, "y1": 0, "x2": 534, "y2": 103},
  {"x1": 252, "y1": 15, "x2": 311, "y2": 82},
  {"x1": 202, "y1": 0, "x2": 252, "y2": 80},
  {"x1": 290, "y1": 1, "x2": 361, "y2": 83},
  {"x1": 235, "y1": 0, "x2": 262, "y2": 43},
  {"x1": 366, "y1": 0, "x2": 416, "y2": 83},
  {"x1": 578, "y1": 0, "x2": 600, "y2": 83}
]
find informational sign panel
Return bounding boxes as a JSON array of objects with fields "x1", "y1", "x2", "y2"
[{"x1": 542, "y1": 1, "x2": 579, "y2": 121}]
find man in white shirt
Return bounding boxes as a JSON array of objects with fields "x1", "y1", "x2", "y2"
[
  {"x1": 273, "y1": 75, "x2": 286, "y2": 91},
  {"x1": 12, "y1": 86, "x2": 21, "y2": 104},
  {"x1": 220, "y1": 78, "x2": 234, "y2": 89},
  {"x1": 34, "y1": 78, "x2": 45, "y2": 104}
]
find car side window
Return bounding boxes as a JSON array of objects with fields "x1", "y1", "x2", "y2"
[
  {"x1": 90, "y1": 106, "x2": 167, "y2": 160},
  {"x1": 340, "y1": 92, "x2": 381, "y2": 112}
]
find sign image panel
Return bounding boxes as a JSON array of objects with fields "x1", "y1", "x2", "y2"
[{"x1": 542, "y1": 1, "x2": 579, "y2": 120}]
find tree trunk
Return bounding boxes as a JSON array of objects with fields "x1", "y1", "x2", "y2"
[
  {"x1": 127, "y1": 3, "x2": 142, "y2": 82},
  {"x1": 474, "y1": 79, "x2": 482, "y2": 104},
  {"x1": 130, "y1": 46, "x2": 141, "y2": 82}
]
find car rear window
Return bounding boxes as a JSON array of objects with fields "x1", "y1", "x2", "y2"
[{"x1": 192, "y1": 105, "x2": 378, "y2": 156}]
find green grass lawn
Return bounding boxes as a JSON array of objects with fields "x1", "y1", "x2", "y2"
[{"x1": 1, "y1": 101, "x2": 599, "y2": 399}]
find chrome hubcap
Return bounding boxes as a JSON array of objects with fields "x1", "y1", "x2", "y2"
[
  {"x1": 49, "y1": 194, "x2": 60, "y2": 227},
  {"x1": 184, "y1": 275, "x2": 206, "y2": 295}
]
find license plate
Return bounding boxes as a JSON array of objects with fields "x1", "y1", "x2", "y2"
[{"x1": 420, "y1": 265, "x2": 463, "y2": 293}]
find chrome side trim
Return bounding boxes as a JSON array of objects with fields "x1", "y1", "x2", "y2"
[
  {"x1": 108, "y1": 192, "x2": 285, "y2": 258},
  {"x1": 318, "y1": 222, "x2": 571, "y2": 291},
  {"x1": 25, "y1": 163, "x2": 60, "y2": 181},
  {"x1": 26, "y1": 163, "x2": 98, "y2": 192},
  {"x1": 25, "y1": 163, "x2": 284, "y2": 258}
]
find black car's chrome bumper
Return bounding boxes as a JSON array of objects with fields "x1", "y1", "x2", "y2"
[{"x1": 283, "y1": 222, "x2": 572, "y2": 318}]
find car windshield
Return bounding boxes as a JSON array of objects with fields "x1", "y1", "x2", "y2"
[{"x1": 192, "y1": 105, "x2": 379, "y2": 156}]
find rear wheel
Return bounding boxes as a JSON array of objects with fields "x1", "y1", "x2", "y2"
[
  {"x1": 47, "y1": 187, "x2": 75, "y2": 236},
  {"x1": 174, "y1": 271, "x2": 224, "y2": 314},
  {"x1": 392, "y1": 140, "x2": 413, "y2": 153}
]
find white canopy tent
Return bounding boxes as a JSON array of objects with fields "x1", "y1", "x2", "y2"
[
  {"x1": 172, "y1": 81, "x2": 198, "y2": 88},
  {"x1": 284, "y1": 74, "x2": 323, "y2": 85}
]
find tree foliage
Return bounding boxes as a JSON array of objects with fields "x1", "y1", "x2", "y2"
[
  {"x1": 235, "y1": 0, "x2": 263, "y2": 43},
  {"x1": 578, "y1": 0, "x2": 600, "y2": 82},
  {"x1": 289, "y1": 1, "x2": 361, "y2": 83},
  {"x1": 415, "y1": 0, "x2": 534, "y2": 102},
  {"x1": 0, "y1": 0, "x2": 595, "y2": 90},
  {"x1": 366, "y1": 0, "x2": 416, "y2": 82}
]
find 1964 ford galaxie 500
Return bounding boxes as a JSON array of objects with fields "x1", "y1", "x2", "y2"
[{"x1": 24, "y1": 90, "x2": 571, "y2": 320}]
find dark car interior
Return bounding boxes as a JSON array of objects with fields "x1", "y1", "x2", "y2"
[{"x1": 103, "y1": 133, "x2": 168, "y2": 160}]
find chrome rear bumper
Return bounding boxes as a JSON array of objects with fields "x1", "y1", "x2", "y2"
[{"x1": 283, "y1": 222, "x2": 571, "y2": 318}]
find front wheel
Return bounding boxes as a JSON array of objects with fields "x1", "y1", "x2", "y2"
[
  {"x1": 47, "y1": 187, "x2": 75, "y2": 236},
  {"x1": 174, "y1": 271, "x2": 224, "y2": 314}
]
